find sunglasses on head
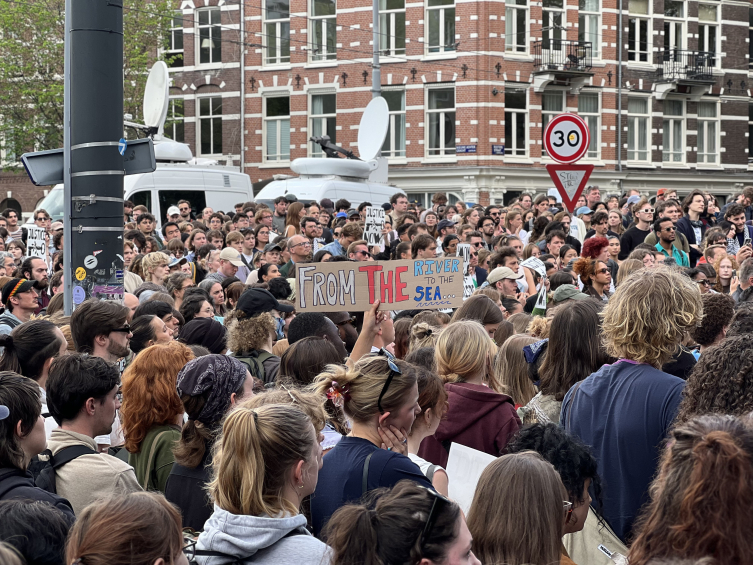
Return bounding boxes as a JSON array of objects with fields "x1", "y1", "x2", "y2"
[
  {"x1": 416, "y1": 485, "x2": 452, "y2": 549},
  {"x1": 377, "y1": 348, "x2": 401, "y2": 414}
]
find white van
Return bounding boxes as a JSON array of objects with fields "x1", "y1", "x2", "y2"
[{"x1": 32, "y1": 146, "x2": 253, "y2": 226}]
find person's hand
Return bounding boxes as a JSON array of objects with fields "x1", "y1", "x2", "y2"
[
  {"x1": 728, "y1": 227, "x2": 736, "y2": 239},
  {"x1": 731, "y1": 275, "x2": 741, "y2": 294},
  {"x1": 378, "y1": 419, "x2": 408, "y2": 455},
  {"x1": 516, "y1": 292, "x2": 528, "y2": 304},
  {"x1": 736, "y1": 245, "x2": 752, "y2": 264},
  {"x1": 362, "y1": 300, "x2": 386, "y2": 336}
]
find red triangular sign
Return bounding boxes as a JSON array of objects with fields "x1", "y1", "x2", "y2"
[{"x1": 546, "y1": 164, "x2": 595, "y2": 212}]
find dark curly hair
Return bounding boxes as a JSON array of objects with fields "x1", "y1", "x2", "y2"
[
  {"x1": 727, "y1": 302, "x2": 753, "y2": 338},
  {"x1": 690, "y1": 293, "x2": 735, "y2": 346},
  {"x1": 675, "y1": 334, "x2": 753, "y2": 425},
  {"x1": 505, "y1": 423, "x2": 603, "y2": 515},
  {"x1": 581, "y1": 236, "x2": 608, "y2": 259}
]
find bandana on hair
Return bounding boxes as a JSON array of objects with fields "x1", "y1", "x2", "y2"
[{"x1": 176, "y1": 355, "x2": 247, "y2": 425}]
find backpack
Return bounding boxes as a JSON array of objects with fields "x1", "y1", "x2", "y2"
[
  {"x1": 232, "y1": 350, "x2": 274, "y2": 384},
  {"x1": 31, "y1": 445, "x2": 98, "y2": 495}
]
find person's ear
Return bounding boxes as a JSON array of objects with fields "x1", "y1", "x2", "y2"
[
  {"x1": 42, "y1": 356, "x2": 54, "y2": 376},
  {"x1": 378, "y1": 412, "x2": 390, "y2": 427},
  {"x1": 85, "y1": 397, "x2": 97, "y2": 417},
  {"x1": 153, "y1": 559, "x2": 165, "y2": 565},
  {"x1": 15, "y1": 419, "x2": 25, "y2": 440}
]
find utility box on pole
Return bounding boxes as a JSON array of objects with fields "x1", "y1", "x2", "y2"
[{"x1": 67, "y1": 0, "x2": 125, "y2": 309}]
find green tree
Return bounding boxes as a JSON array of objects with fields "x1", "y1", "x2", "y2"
[{"x1": 0, "y1": 0, "x2": 174, "y2": 168}]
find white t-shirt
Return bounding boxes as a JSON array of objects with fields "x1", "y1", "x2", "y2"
[{"x1": 408, "y1": 452, "x2": 445, "y2": 481}]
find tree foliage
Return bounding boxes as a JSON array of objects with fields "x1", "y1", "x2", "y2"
[{"x1": 0, "y1": 0, "x2": 174, "y2": 168}]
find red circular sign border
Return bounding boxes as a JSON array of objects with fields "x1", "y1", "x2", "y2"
[{"x1": 543, "y1": 113, "x2": 590, "y2": 164}]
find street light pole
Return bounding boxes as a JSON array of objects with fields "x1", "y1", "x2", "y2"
[{"x1": 372, "y1": 0, "x2": 381, "y2": 98}]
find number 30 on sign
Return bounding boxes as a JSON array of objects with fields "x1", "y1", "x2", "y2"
[{"x1": 543, "y1": 113, "x2": 590, "y2": 164}]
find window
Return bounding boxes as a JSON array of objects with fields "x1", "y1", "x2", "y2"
[
  {"x1": 265, "y1": 97, "x2": 290, "y2": 162},
  {"x1": 310, "y1": 94, "x2": 336, "y2": 158},
  {"x1": 662, "y1": 99, "x2": 684, "y2": 163},
  {"x1": 197, "y1": 8, "x2": 221, "y2": 65},
  {"x1": 310, "y1": 0, "x2": 336, "y2": 62},
  {"x1": 627, "y1": 97, "x2": 650, "y2": 162},
  {"x1": 427, "y1": 87, "x2": 455, "y2": 157},
  {"x1": 697, "y1": 102, "x2": 718, "y2": 165},
  {"x1": 380, "y1": 0, "x2": 406, "y2": 57},
  {"x1": 578, "y1": 92, "x2": 600, "y2": 159},
  {"x1": 426, "y1": 0, "x2": 455, "y2": 54},
  {"x1": 542, "y1": 91, "x2": 564, "y2": 157},
  {"x1": 628, "y1": 0, "x2": 649, "y2": 62},
  {"x1": 505, "y1": 0, "x2": 527, "y2": 53},
  {"x1": 265, "y1": 0, "x2": 290, "y2": 65},
  {"x1": 663, "y1": 0, "x2": 684, "y2": 53},
  {"x1": 578, "y1": 0, "x2": 599, "y2": 58},
  {"x1": 698, "y1": 3, "x2": 718, "y2": 66},
  {"x1": 542, "y1": 0, "x2": 564, "y2": 50},
  {"x1": 165, "y1": 99, "x2": 184, "y2": 143},
  {"x1": 381, "y1": 90, "x2": 406, "y2": 158},
  {"x1": 749, "y1": 103, "x2": 753, "y2": 163},
  {"x1": 199, "y1": 97, "x2": 222, "y2": 155},
  {"x1": 504, "y1": 89, "x2": 527, "y2": 157},
  {"x1": 749, "y1": 8, "x2": 753, "y2": 71},
  {"x1": 167, "y1": 12, "x2": 183, "y2": 67}
]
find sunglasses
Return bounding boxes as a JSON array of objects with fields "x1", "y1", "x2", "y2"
[
  {"x1": 639, "y1": 208, "x2": 655, "y2": 214},
  {"x1": 377, "y1": 348, "x2": 401, "y2": 414},
  {"x1": 417, "y1": 485, "x2": 451, "y2": 549},
  {"x1": 111, "y1": 324, "x2": 131, "y2": 334},
  {"x1": 696, "y1": 279, "x2": 711, "y2": 287},
  {"x1": 597, "y1": 268, "x2": 610, "y2": 274},
  {"x1": 471, "y1": 242, "x2": 484, "y2": 248},
  {"x1": 662, "y1": 226, "x2": 676, "y2": 232}
]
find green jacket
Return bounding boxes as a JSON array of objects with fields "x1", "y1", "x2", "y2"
[
  {"x1": 279, "y1": 259, "x2": 295, "y2": 278},
  {"x1": 128, "y1": 424, "x2": 181, "y2": 494}
]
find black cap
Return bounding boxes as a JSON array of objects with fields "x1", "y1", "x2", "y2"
[
  {"x1": 2, "y1": 279, "x2": 35, "y2": 305},
  {"x1": 237, "y1": 288, "x2": 294, "y2": 317},
  {"x1": 381, "y1": 203, "x2": 391, "y2": 211},
  {"x1": 263, "y1": 242, "x2": 282, "y2": 253},
  {"x1": 285, "y1": 194, "x2": 298, "y2": 203}
]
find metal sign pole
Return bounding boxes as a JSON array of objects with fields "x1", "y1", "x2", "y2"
[{"x1": 62, "y1": 0, "x2": 72, "y2": 315}]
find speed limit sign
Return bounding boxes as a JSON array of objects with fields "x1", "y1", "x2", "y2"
[{"x1": 543, "y1": 113, "x2": 590, "y2": 164}]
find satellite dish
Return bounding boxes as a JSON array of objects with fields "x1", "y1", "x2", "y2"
[
  {"x1": 358, "y1": 97, "x2": 389, "y2": 161},
  {"x1": 143, "y1": 61, "x2": 170, "y2": 131}
]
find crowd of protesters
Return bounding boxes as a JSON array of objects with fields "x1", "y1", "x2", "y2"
[{"x1": 2, "y1": 186, "x2": 753, "y2": 565}]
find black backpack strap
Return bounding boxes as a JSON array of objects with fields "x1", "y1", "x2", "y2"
[
  {"x1": 361, "y1": 451, "x2": 375, "y2": 496},
  {"x1": 51, "y1": 445, "x2": 98, "y2": 468}
]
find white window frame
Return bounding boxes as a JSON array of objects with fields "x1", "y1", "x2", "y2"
[
  {"x1": 541, "y1": 90, "x2": 565, "y2": 158},
  {"x1": 542, "y1": 0, "x2": 564, "y2": 51},
  {"x1": 264, "y1": 0, "x2": 290, "y2": 66},
  {"x1": 627, "y1": 96, "x2": 651, "y2": 163},
  {"x1": 698, "y1": 3, "x2": 720, "y2": 67},
  {"x1": 425, "y1": 85, "x2": 456, "y2": 158},
  {"x1": 663, "y1": 0, "x2": 685, "y2": 52},
  {"x1": 381, "y1": 89, "x2": 406, "y2": 158},
  {"x1": 263, "y1": 95, "x2": 291, "y2": 163},
  {"x1": 309, "y1": 92, "x2": 337, "y2": 158},
  {"x1": 165, "y1": 98, "x2": 185, "y2": 143},
  {"x1": 748, "y1": 102, "x2": 753, "y2": 164},
  {"x1": 310, "y1": 0, "x2": 337, "y2": 62},
  {"x1": 426, "y1": 0, "x2": 456, "y2": 55},
  {"x1": 197, "y1": 96, "x2": 222, "y2": 156},
  {"x1": 662, "y1": 99, "x2": 685, "y2": 164},
  {"x1": 749, "y1": 8, "x2": 753, "y2": 72},
  {"x1": 578, "y1": 91, "x2": 600, "y2": 160},
  {"x1": 627, "y1": 0, "x2": 650, "y2": 64},
  {"x1": 196, "y1": 7, "x2": 221, "y2": 66},
  {"x1": 697, "y1": 101, "x2": 719, "y2": 166},
  {"x1": 167, "y1": 11, "x2": 184, "y2": 67},
  {"x1": 380, "y1": 0, "x2": 406, "y2": 57},
  {"x1": 505, "y1": 0, "x2": 527, "y2": 54},
  {"x1": 578, "y1": 0, "x2": 600, "y2": 59},
  {"x1": 504, "y1": 88, "x2": 528, "y2": 158}
]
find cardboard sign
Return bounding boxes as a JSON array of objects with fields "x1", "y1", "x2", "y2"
[
  {"x1": 363, "y1": 206, "x2": 385, "y2": 247},
  {"x1": 296, "y1": 258, "x2": 465, "y2": 312},
  {"x1": 26, "y1": 226, "x2": 48, "y2": 264}
]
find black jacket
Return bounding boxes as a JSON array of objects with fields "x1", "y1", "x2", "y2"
[
  {"x1": 0, "y1": 467, "x2": 75, "y2": 522},
  {"x1": 676, "y1": 216, "x2": 706, "y2": 266},
  {"x1": 165, "y1": 447, "x2": 213, "y2": 533}
]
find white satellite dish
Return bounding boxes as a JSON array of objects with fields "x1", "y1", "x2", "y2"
[
  {"x1": 358, "y1": 97, "x2": 389, "y2": 161},
  {"x1": 143, "y1": 61, "x2": 170, "y2": 131}
]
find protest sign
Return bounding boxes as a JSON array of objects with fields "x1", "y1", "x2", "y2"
[
  {"x1": 26, "y1": 226, "x2": 48, "y2": 264},
  {"x1": 457, "y1": 243, "x2": 471, "y2": 273},
  {"x1": 296, "y1": 258, "x2": 464, "y2": 312},
  {"x1": 363, "y1": 206, "x2": 385, "y2": 247},
  {"x1": 446, "y1": 443, "x2": 496, "y2": 515}
]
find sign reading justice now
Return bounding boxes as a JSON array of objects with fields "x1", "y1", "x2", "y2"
[{"x1": 296, "y1": 258, "x2": 465, "y2": 312}]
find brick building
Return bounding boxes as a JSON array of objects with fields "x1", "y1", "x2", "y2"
[{"x1": 168, "y1": 0, "x2": 753, "y2": 206}]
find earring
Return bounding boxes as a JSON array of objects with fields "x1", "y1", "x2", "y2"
[{"x1": 298, "y1": 484, "x2": 304, "y2": 489}]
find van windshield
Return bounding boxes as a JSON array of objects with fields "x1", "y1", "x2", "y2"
[{"x1": 35, "y1": 187, "x2": 64, "y2": 222}]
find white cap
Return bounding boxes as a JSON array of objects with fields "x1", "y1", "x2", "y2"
[{"x1": 167, "y1": 206, "x2": 180, "y2": 217}]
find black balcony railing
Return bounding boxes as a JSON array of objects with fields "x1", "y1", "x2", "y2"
[
  {"x1": 656, "y1": 49, "x2": 715, "y2": 82},
  {"x1": 533, "y1": 40, "x2": 593, "y2": 73}
]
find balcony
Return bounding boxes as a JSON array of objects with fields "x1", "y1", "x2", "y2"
[
  {"x1": 654, "y1": 49, "x2": 716, "y2": 100},
  {"x1": 532, "y1": 40, "x2": 594, "y2": 92}
]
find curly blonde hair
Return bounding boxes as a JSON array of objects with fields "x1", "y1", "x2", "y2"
[
  {"x1": 602, "y1": 267, "x2": 702, "y2": 368},
  {"x1": 227, "y1": 313, "x2": 276, "y2": 353}
]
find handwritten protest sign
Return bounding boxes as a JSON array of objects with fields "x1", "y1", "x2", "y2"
[
  {"x1": 363, "y1": 206, "x2": 385, "y2": 247},
  {"x1": 26, "y1": 226, "x2": 48, "y2": 265},
  {"x1": 296, "y1": 258, "x2": 464, "y2": 312}
]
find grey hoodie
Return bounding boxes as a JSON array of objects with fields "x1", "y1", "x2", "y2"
[{"x1": 197, "y1": 506, "x2": 330, "y2": 565}]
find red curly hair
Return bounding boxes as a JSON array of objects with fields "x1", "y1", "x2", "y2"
[
  {"x1": 581, "y1": 236, "x2": 608, "y2": 260},
  {"x1": 120, "y1": 341, "x2": 193, "y2": 453},
  {"x1": 629, "y1": 415, "x2": 753, "y2": 565}
]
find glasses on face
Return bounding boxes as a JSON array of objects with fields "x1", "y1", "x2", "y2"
[
  {"x1": 377, "y1": 348, "x2": 401, "y2": 414},
  {"x1": 482, "y1": 223, "x2": 494, "y2": 229},
  {"x1": 696, "y1": 279, "x2": 711, "y2": 287},
  {"x1": 417, "y1": 485, "x2": 451, "y2": 549},
  {"x1": 111, "y1": 324, "x2": 131, "y2": 334},
  {"x1": 336, "y1": 315, "x2": 357, "y2": 327},
  {"x1": 258, "y1": 230, "x2": 269, "y2": 236},
  {"x1": 355, "y1": 250, "x2": 372, "y2": 258},
  {"x1": 36, "y1": 216, "x2": 50, "y2": 222},
  {"x1": 663, "y1": 226, "x2": 677, "y2": 232},
  {"x1": 490, "y1": 212, "x2": 500, "y2": 217},
  {"x1": 291, "y1": 241, "x2": 312, "y2": 249},
  {"x1": 262, "y1": 215, "x2": 272, "y2": 221},
  {"x1": 471, "y1": 242, "x2": 484, "y2": 248},
  {"x1": 597, "y1": 268, "x2": 610, "y2": 275},
  {"x1": 179, "y1": 207, "x2": 190, "y2": 212},
  {"x1": 640, "y1": 208, "x2": 655, "y2": 214}
]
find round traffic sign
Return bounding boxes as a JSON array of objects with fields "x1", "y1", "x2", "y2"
[{"x1": 543, "y1": 113, "x2": 590, "y2": 164}]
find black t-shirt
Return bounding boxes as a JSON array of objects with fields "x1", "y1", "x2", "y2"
[{"x1": 618, "y1": 226, "x2": 651, "y2": 260}]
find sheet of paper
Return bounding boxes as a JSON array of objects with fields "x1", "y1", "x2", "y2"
[{"x1": 445, "y1": 443, "x2": 497, "y2": 515}]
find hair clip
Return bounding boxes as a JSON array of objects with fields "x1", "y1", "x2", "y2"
[
  {"x1": 0, "y1": 405, "x2": 8, "y2": 421},
  {"x1": 326, "y1": 381, "x2": 350, "y2": 408}
]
